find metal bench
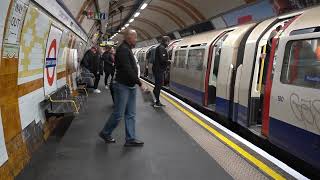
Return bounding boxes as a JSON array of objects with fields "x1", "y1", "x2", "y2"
[{"x1": 41, "y1": 86, "x2": 80, "y2": 119}]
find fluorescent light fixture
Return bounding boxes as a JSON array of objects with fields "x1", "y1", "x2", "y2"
[
  {"x1": 129, "y1": 18, "x2": 134, "y2": 23},
  {"x1": 118, "y1": 30, "x2": 120, "y2": 32},
  {"x1": 125, "y1": 23, "x2": 129, "y2": 27},
  {"x1": 140, "y1": 3, "x2": 148, "y2": 10},
  {"x1": 121, "y1": 27, "x2": 125, "y2": 30},
  {"x1": 134, "y1": 12, "x2": 140, "y2": 17}
]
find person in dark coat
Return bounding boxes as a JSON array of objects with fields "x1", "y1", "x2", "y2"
[
  {"x1": 152, "y1": 36, "x2": 171, "y2": 107},
  {"x1": 101, "y1": 46, "x2": 115, "y2": 89},
  {"x1": 81, "y1": 47, "x2": 102, "y2": 93},
  {"x1": 99, "y1": 29, "x2": 147, "y2": 146}
]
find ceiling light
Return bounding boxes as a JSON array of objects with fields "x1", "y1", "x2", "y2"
[
  {"x1": 121, "y1": 27, "x2": 125, "y2": 30},
  {"x1": 140, "y1": 3, "x2": 148, "y2": 10},
  {"x1": 129, "y1": 18, "x2": 134, "y2": 23},
  {"x1": 134, "y1": 12, "x2": 140, "y2": 17},
  {"x1": 125, "y1": 23, "x2": 129, "y2": 27}
]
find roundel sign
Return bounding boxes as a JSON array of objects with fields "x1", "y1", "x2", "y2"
[
  {"x1": 45, "y1": 39, "x2": 57, "y2": 86},
  {"x1": 44, "y1": 26, "x2": 62, "y2": 96}
]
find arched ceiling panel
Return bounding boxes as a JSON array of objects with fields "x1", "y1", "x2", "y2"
[
  {"x1": 140, "y1": 8, "x2": 180, "y2": 31},
  {"x1": 131, "y1": 20, "x2": 161, "y2": 38},
  {"x1": 158, "y1": 0, "x2": 201, "y2": 23},
  {"x1": 183, "y1": 0, "x2": 245, "y2": 19},
  {"x1": 62, "y1": 0, "x2": 86, "y2": 17}
]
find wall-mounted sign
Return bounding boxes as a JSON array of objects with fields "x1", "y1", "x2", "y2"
[
  {"x1": 84, "y1": 10, "x2": 107, "y2": 20},
  {"x1": 44, "y1": 25, "x2": 62, "y2": 96},
  {"x1": 2, "y1": 0, "x2": 29, "y2": 58}
]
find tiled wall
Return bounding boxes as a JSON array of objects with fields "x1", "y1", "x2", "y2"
[{"x1": 0, "y1": 1, "x2": 87, "y2": 179}]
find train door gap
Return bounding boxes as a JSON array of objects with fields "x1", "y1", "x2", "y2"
[
  {"x1": 206, "y1": 32, "x2": 231, "y2": 109},
  {"x1": 248, "y1": 19, "x2": 290, "y2": 129}
]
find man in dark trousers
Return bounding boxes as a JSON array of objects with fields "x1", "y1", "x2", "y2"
[
  {"x1": 152, "y1": 36, "x2": 171, "y2": 107},
  {"x1": 82, "y1": 46, "x2": 102, "y2": 93},
  {"x1": 99, "y1": 29, "x2": 147, "y2": 146},
  {"x1": 101, "y1": 46, "x2": 114, "y2": 90}
]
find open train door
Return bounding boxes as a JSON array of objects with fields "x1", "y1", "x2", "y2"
[{"x1": 266, "y1": 9, "x2": 320, "y2": 169}]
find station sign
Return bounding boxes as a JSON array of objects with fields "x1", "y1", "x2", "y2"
[
  {"x1": 44, "y1": 25, "x2": 62, "y2": 96},
  {"x1": 2, "y1": 0, "x2": 29, "y2": 59},
  {"x1": 85, "y1": 10, "x2": 107, "y2": 20}
]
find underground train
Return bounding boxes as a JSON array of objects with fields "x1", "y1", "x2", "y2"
[
  {"x1": 134, "y1": 39, "x2": 181, "y2": 83},
  {"x1": 134, "y1": 6, "x2": 320, "y2": 170}
]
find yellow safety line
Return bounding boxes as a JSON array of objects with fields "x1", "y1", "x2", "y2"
[{"x1": 160, "y1": 93, "x2": 286, "y2": 180}]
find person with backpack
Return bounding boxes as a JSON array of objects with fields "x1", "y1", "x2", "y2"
[{"x1": 152, "y1": 36, "x2": 171, "y2": 107}]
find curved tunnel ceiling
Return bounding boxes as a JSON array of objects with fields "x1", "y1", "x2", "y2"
[
  {"x1": 59, "y1": 0, "x2": 320, "y2": 43},
  {"x1": 109, "y1": 0, "x2": 256, "y2": 42}
]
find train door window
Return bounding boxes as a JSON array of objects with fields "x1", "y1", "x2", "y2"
[
  {"x1": 177, "y1": 50, "x2": 187, "y2": 68},
  {"x1": 187, "y1": 49, "x2": 205, "y2": 71},
  {"x1": 211, "y1": 34, "x2": 229, "y2": 82},
  {"x1": 173, "y1": 51, "x2": 178, "y2": 67},
  {"x1": 280, "y1": 38, "x2": 320, "y2": 89}
]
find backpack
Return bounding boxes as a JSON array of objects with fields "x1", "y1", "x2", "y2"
[{"x1": 149, "y1": 45, "x2": 159, "y2": 64}]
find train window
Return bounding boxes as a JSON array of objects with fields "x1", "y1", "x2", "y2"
[
  {"x1": 173, "y1": 51, "x2": 178, "y2": 67},
  {"x1": 280, "y1": 38, "x2": 320, "y2": 89},
  {"x1": 187, "y1": 49, "x2": 205, "y2": 71},
  {"x1": 211, "y1": 34, "x2": 228, "y2": 82},
  {"x1": 177, "y1": 50, "x2": 187, "y2": 68}
]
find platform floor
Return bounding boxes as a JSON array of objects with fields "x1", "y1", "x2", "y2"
[{"x1": 17, "y1": 83, "x2": 235, "y2": 180}]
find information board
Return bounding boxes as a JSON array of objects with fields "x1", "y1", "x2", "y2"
[{"x1": 2, "y1": 0, "x2": 29, "y2": 58}]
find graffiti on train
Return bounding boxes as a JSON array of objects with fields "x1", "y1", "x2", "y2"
[{"x1": 290, "y1": 93, "x2": 320, "y2": 132}]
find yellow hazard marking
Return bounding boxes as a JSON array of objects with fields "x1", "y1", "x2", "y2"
[{"x1": 160, "y1": 93, "x2": 286, "y2": 180}]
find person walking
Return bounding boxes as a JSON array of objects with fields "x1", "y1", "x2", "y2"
[
  {"x1": 152, "y1": 36, "x2": 171, "y2": 107},
  {"x1": 99, "y1": 29, "x2": 147, "y2": 146},
  {"x1": 108, "y1": 47, "x2": 116, "y2": 103},
  {"x1": 101, "y1": 46, "x2": 115, "y2": 89}
]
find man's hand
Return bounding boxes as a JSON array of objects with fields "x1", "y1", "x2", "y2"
[{"x1": 140, "y1": 85, "x2": 148, "y2": 92}]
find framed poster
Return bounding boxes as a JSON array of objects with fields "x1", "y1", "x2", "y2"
[{"x1": 44, "y1": 25, "x2": 62, "y2": 96}]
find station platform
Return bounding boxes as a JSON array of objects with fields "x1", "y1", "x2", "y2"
[{"x1": 16, "y1": 81, "x2": 299, "y2": 180}]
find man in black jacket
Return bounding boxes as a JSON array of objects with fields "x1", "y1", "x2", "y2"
[
  {"x1": 99, "y1": 29, "x2": 146, "y2": 146},
  {"x1": 82, "y1": 46, "x2": 102, "y2": 93},
  {"x1": 101, "y1": 46, "x2": 115, "y2": 89},
  {"x1": 152, "y1": 36, "x2": 171, "y2": 107}
]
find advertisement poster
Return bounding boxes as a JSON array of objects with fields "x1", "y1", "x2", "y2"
[
  {"x1": 44, "y1": 25, "x2": 62, "y2": 96},
  {"x1": 0, "y1": 110, "x2": 8, "y2": 166}
]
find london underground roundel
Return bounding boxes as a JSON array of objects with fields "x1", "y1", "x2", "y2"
[{"x1": 45, "y1": 39, "x2": 57, "y2": 86}]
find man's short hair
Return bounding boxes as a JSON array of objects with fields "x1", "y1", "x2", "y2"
[
  {"x1": 161, "y1": 36, "x2": 171, "y2": 44},
  {"x1": 123, "y1": 28, "x2": 137, "y2": 39}
]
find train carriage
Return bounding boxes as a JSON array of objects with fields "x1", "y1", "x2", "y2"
[
  {"x1": 138, "y1": 6, "x2": 320, "y2": 170},
  {"x1": 266, "y1": 7, "x2": 320, "y2": 169}
]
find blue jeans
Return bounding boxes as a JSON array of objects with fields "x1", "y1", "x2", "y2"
[{"x1": 101, "y1": 82, "x2": 137, "y2": 141}]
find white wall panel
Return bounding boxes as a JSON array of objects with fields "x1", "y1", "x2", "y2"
[{"x1": 18, "y1": 88, "x2": 45, "y2": 129}]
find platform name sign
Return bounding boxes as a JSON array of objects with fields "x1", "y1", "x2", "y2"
[
  {"x1": 44, "y1": 25, "x2": 62, "y2": 96},
  {"x1": 2, "y1": 0, "x2": 29, "y2": 59},
  {"x1": 86, "y1": 11, "x2": 107, "y2": 20}
]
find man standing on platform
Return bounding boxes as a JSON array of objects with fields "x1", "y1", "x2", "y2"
[
  {"x1": 81, "y1": 46, "x2": 102, "y2": 93},
  {"x1": 152, "y1": 36, "x2": 171, "y2": 107},
  {"x1": 99, "y1": 29, "x2": 147, "y2": 146}
]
